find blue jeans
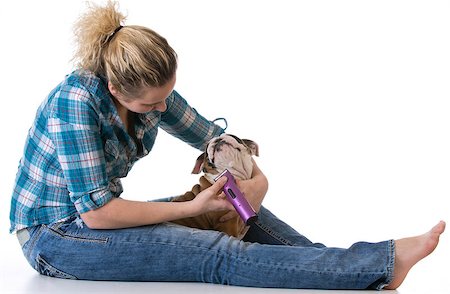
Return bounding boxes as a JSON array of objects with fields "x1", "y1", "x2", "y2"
[{"x1": 18, "y1": 206, "x2": 394, "y2": 290}]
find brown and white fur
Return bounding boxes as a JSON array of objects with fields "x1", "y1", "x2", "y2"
[{"x1": 171, "y1": 134, "x2": 259, "y2": 239}]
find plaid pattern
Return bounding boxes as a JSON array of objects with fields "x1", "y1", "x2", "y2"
[{"x1": 9, "y1": 70, "x2": 224, "y2": 233}]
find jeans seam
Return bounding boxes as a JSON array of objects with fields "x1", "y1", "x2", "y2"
[
  {"x1": 24, "y1": 225, "x2": 44, "y2": 258},
  {"x1": 231, "y1": 250, "x2": 388, "y2": 276},
  {"x1": 253, "y1": 221, "x2": 294, "y2": 246}
]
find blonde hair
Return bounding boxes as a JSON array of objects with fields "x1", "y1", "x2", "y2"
[{"x1": 72, "y1": 0, "x2": 177, "y2": 96}]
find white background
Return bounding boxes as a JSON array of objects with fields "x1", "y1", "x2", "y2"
[{"x1": 0, "y1": 1, "x2": 449, "y2": 293}]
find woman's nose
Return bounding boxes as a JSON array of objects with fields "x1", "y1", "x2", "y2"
[{"x1": 155, "y1": 101, "x2": 167, "y2": 112}]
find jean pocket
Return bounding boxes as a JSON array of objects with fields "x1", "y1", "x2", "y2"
[
  {"x1": 35, "y1": 254, "x2": 77, "y2": 280},
  {"x1": 47, "y1": 221, "x2": 109, "y2": 244}
]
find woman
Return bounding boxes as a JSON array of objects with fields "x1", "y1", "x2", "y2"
[{"x1": 9, "y1": 1, "x2": 444, "y2": 290}]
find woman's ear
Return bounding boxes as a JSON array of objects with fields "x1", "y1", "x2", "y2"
[{"x1": 108, "y1": 81, "x2": 119, "y2": 96}]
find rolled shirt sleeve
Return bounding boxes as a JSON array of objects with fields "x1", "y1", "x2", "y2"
[
  {"x1": 47, "y1": 84, "x2": 113, "y2": 214},
  {"x1": 160, "y1": 90, "x2": 225, "y2": 150}
]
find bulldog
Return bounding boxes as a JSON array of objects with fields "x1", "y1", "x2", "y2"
[{"x1": 170, "y1": 133, "x2": 259, "y2": 239}]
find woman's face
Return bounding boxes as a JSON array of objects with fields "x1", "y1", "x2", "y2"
[{"x1": 108, "y1": 75, "x2": 176, "y2": 113}]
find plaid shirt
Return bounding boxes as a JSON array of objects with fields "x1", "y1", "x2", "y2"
[{"x1": 9, "y1": 70, "x2": 224, "y2": 233}]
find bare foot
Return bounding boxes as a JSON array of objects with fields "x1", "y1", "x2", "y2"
[{"x1": 385, "y1": 221, "x2": 446, "y2": 290}]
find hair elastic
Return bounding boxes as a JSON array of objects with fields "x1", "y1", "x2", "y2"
[
  {"x1": 213, "y1": 117, "x2": 228, "y2": 130},
  {"x1": 106, "y1": 25, "x2": 123, "y2": 43}
]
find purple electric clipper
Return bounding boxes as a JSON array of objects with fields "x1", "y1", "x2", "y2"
[{"x1": 214, "y1": 169, "x2": 258, "y2": 225}]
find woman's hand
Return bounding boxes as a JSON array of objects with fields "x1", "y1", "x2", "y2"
[
  {"x1": 191, "y1": 176, "x2": 234, "y2": 215},
  {"x1": 219, "y1": 160, "x2": 269, "y2": 222}
]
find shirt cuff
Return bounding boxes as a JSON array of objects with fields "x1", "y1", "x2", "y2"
[{"x1": 72, "y1": 188, "x2": 113, "y2": 214}]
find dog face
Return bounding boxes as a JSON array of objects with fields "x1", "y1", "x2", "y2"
[{"x1": 192, "y1": 134, "x2": 259, "y2": 182}]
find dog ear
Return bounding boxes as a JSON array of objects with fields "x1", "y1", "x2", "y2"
[
  {"x1": 191, "y1": 153, "x2": 205, "y2": 174},
  {"x1": 243, "y1": 139, "x2": 259, "y2": 157}
]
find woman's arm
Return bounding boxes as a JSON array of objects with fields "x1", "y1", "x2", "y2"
[
  {"x1": 81, "y1": 176, "x2": 232, "y2": 229},
  {"x1": 159, "y1": 90, "x2": 225, "y2": 151},
  {"x1": 241, "y1": 159, "x2": 269, "y2": 211}
]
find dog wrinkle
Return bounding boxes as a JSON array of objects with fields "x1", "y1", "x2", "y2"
[
  {"x1": 220, "y1": 134, "x2": 245, "y2": 150},
  {"x1": 207, "y1": 134, "x2": 245, "y2": 164},
  {"x1": 210, "y1": 146, "x2": 253, "y2": 181}
]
